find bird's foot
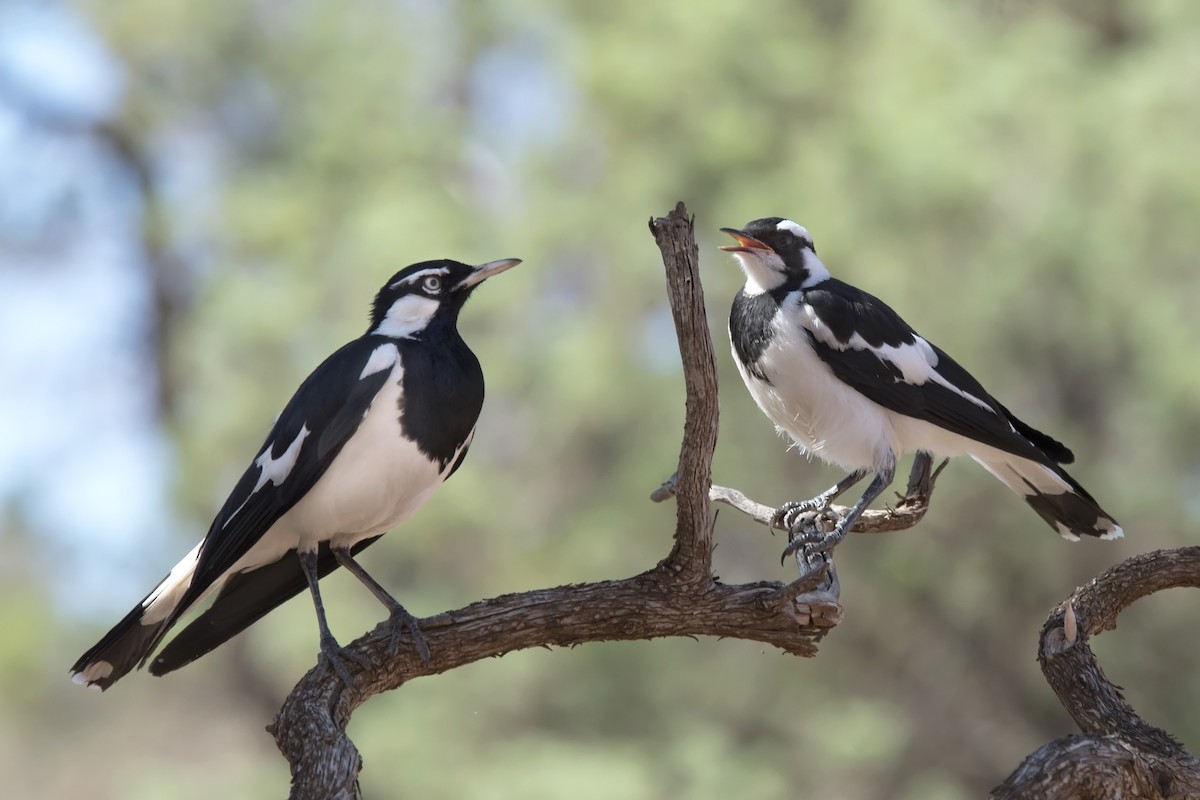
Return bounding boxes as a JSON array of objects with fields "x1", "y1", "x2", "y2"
[
  {"x1": 780, "y1": 508, "x2": 847, "y2": 573},
  {"x1": 773, "y1": 495, "x2": 835, "y2": 532},
  {"x1": 318, "y1": 632, "x2": 373, "y2": 690},
  {"x1": 382, "y1": 606, "x2": 431, "y2": 666}
]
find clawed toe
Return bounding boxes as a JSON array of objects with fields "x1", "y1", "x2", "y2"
[
  {"x1": 773, "y1": 499, "x2": 823, "y2": 531},
  {"x1": 784, "y1": 531, "x2": 840, "y2": 565},
  {"x1": 384, "y1": 610, "x2": 431, "y2": 666},
  {"x1": 318, "y1": 635, "x2": 373, "y2": 689},
  {"x1": 779, "y1": 507, "x2": 846, "y2": 567},
  {"x1": 780, "y1": 521, "x2": 824, "y2": 563}
]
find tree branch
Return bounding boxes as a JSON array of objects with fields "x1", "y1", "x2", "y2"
[
  {"x1": 270, "y1": 202, "x2": 842, "y2": 798},
  {"x1": 649, "y1": 204, "x2": 717, "y2": 580},
  {"x1": 992, "y1": 547, "x2": 1200, "y2": 799},
  {"x1": 651, "y1": 451, "x2": 947, "y2": 535}
]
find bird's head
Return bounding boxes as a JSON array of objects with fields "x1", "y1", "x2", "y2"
[
  {"x1": 370, "y1": 257, "x2": 521, "y2": 338},
  {"x1": 719, "y1": 217, "x2": 829, "y2": 294}
]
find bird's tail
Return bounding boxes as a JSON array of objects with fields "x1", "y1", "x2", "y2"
[
  {"x1": 973, "y1": 455, "x2": 1122, "y2": 540},
  {"x1": 70, "y1": 543, "x2": 201, "y2": 690},
  {"x1": 149, "y1": 537, "x2": 379, "y2": 677}
]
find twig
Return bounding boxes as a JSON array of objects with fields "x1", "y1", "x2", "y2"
[{"x1": 652, "y1": 452, "x2": 948, "y2": 535}]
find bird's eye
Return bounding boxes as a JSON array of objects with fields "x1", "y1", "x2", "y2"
[{"x1": 422, "y1": 276, "x2": 442, "y2": 294}]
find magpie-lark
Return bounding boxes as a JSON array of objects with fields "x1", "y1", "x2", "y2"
[
  {"x1": 71, "y1": 257, "x2": 520, "y2": 690},
  {"x1": 721, "y1": 217, "x2": 1121, "y2": 563}
]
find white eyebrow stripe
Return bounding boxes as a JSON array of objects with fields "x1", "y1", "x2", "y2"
[
  {"x1": 776, "y1": 219, "x2": 811, "y2": 239},
  {"x1": 390, "y1": 267, "x2": 451, "y2": 289}
]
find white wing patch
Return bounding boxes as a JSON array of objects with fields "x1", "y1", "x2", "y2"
[
  {"x1": 253, "y1": 425, "x2": 310, "y2": 493},
  {"x1": 846, "y1": 333, "x2": 938, "y2": 385},
  {"x1": 800, "y1": 302, "x2": 994, "y2": 412},
  {"x1": 222, "y1": 425, "x2": 312, "y2": 530},
  {"x1": 799, "y1": 302, "x2": 839, "y2": 346},
  {"x1": 360, "y1": 342, "x2": 399, "y2": 379}
]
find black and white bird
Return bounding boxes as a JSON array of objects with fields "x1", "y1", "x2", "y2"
[
  {"x1": 71, "y1": 257, "x2": 520, "y2": 690},
  {"x1": 720, "y1": 217, "x2": 1121, "y2": 562}
]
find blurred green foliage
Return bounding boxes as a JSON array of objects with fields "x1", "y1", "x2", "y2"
[{"x1": 15, "y1": 0, "x2": 1200, "y2": 797}]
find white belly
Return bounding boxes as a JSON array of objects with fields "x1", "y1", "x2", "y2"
[{"x1": 736, "y1": 317, "x2": 896, "y2": 472}]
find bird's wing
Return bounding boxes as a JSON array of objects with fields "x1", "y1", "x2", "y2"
[
  {"x1": 169, "y1": 338, "x2": 400, "y2": 623},
  {"x1": 798, "y1": 282, "x2": 1059, "y2": 464}
]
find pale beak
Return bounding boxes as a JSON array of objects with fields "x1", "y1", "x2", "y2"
[{"x1": 460, "y1": 258, "x2": 522, "y2": 289}]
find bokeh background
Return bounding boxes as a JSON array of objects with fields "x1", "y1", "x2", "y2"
[{"x1": 3, "y1": 1, "x2": 1199, "y2": 797}]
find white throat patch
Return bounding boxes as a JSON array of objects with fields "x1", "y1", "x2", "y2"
[
  {"x1": 732, "y1": 250, "x2": 787, "y2": 296},
  {"x1": 373, "y1": 294, "x2": 439, "y2": 338}
]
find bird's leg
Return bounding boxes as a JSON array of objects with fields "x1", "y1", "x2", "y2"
[
  {"x1": 332, "y1": 547, "x2": 431, "y2": 666},
  {"x1": 298, "y1": 549, "x2": 372, "y2": 688},
  {"x1": 773, "y1": 469, "x2": 869, "y2": 531},
  {"x1": 783, "y1": 454, "x2": 897, "y2": 568}
]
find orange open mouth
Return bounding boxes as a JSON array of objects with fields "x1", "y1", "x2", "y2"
[{"x1": 719, "y1": 227, "x2": 773, "y2": 253}]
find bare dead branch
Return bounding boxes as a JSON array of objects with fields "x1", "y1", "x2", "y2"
[
  {"x1": 651, "y1": 452, "x2": 947, "y2": 535},
  {"x1": 270, "y1": 203, "x2": 837, "y2": 799},
  {"x1": 992, "y1": 547, "x2": 1200, "y2": 799},
  {"x1": 269, "y1": 576, "x2": 829, "y2": 799},
  {"x1": 649, "y1": 203, "x2": 717, "y2": 579},
  {"x1": 993, "y1": 736, "x2": 1170, "y2": 800}
]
